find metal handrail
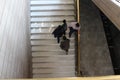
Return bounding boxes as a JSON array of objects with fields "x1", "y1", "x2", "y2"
[{"x1": 76, "y1": 0, "x2": 81, "y2": 76}]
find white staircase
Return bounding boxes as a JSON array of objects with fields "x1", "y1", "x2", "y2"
[{"x1": 30, "y1": 0, "x2": 77, "y2": 78}]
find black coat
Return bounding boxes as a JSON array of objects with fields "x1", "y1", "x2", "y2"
[{"x1": 52, "y1": 25, "x2": 65, "y2": 38}]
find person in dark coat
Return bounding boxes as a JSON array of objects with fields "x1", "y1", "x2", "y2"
[
  {"x1": 52, "y1": 19, "x2": 68, "y2": 43},
  {"x1": 52, "y1": 25, "x2": 65, "y2": 43},
  {"x1": 61, "y1": 19, "x2": 67, "y2": 35},
  {"x1": 60, "y1": 36, "x2": 70, "y2": 55}
]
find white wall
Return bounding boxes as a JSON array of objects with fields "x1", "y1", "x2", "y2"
[{"x1": 0, "y1": 0, "x2": 31, "y2": 78}]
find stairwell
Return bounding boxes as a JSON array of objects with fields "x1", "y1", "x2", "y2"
[{"x1": 30, "y1": 0, "x2": 77, "y2": 78}]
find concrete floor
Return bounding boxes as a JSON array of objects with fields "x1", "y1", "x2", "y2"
[{"x1": 80, "y1": 0, "x2": 114, "y2": 76}]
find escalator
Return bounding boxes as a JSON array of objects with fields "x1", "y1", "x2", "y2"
[{"x1": 30, "y1": 0, "x2": 78, "y2": 78}]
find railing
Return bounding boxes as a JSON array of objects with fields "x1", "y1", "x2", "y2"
[
  {"x1": 4, "y1": 76, "x2": 120, "y2": 80},
  {"x1": 75, "y1": 0, "x2": 81, "y2": 76}
]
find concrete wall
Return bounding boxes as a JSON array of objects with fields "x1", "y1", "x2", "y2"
[
  {"x1": 80, "y1": 0, "x2": 114, "y2": 76},
  {"x1": 0, "y1": 0, "x2": 31, "y2": 78}
]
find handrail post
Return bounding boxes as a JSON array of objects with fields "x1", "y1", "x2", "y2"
[{"x1": 76, "y1": 0, "x2": 81, "y2": 76}]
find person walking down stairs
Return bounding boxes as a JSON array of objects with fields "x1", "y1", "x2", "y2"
[
  {"x1": 61, "y1": 19, "x2": 67, "y2": 35},
  {"x1": 52, "y1": 25, "x2": 65, "y2": 43},
  {"x1": 60, "y1": 36, "x2": 70, "y2": 55},
  {"x1": 68, "y1": 22, "x2": 80, "y2": 38},
  {"x1": 52, "y1": 19, "x2": 68, "y2": 43}
]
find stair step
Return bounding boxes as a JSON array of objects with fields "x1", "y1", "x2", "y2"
[
  {"x1": 32, "y1": 51, "x2": 75, "y2": 57},
  {"x1": 31, "y1": 33, "x2": 75, "y2": 38},
  {"x1": 31, "y1": 0, "x2": 74, "y2": 5},
  {"x1": 32, "y1": 58, "x2": 75, "y2": 63},
  {"x1": 33, "y1": 68, "x2": 75, "y2": 74},
  {"x1": 31, "y1": 11, "x2": 75, "y2": 16},
  {"x1": 31, "y1": 27, "x2": 73, "y2": 34},
  {"x1": 32, "y1": 56, "x2": 75, "y2": 63},
  {"x1": 31, "y1": 32, "x2": 74, "y2": 38},
  {"x1": 31, "y1": 35, "x2": 74, "y2": 40},
  {"x1": 31, "y1": 27, "x2": 56, "y2": 33},
  {"x1": 31, "y1": 28, "x2": 69, "y2": 34},
  {"x1": 32, "y1": 49, "x2": 75, "y2": 52},
  {"x1": 31, "y1": 43, "x2": 74, "y2": 46},
  {"x1": 31, "y1": 39, "x2": 75, "y2": 45},
  {"x1": 32, "y1": 55, "x2": 75, "y2": 62},
  {"x1": 31, "y1": 42, "x2": 74, "y2": 46},
  {"x1": 31, "y1": 22, "x2": 71, "y2": 28},
  {"x1": 33, "y1": 73, "x2": 76, "y2": 78},
  {"x1": 31, "y1": 16, "x2": 75, "y2": 23},
  {"x1": 32, "y1": 55, "x2": 75, "y2": 59},
  {"x1": 32, "y1": 45, "x2": 74, "y2": 51},
  {"x1": 31, "y1": 5, "x2": 74, "y2": 11},
  {"x1": 31, "y1": 34, "x2": 55, "y2": 39},
  {"x1": 32, "y1": 62, "x2": 75, "y2": 68}
]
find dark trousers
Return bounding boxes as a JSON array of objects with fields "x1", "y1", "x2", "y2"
[
  {"x1": 69, "y1": 27, "x2": 77, "y2": 38},
  {"x1": 63, "y1": 30, "x2": 66, "y2": 35},
  {"x1": 65, "y1": 50, "x2": 68, "y2": 55},
  {"x1": 69, "y1": 30, "x2": 75, "y2": 38},
  {"x1": 57, "y1": 37, "x2": 60, "y2": 43}
]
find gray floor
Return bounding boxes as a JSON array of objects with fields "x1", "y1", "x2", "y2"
[{"x1": 80, "y1": 0, "x2": 114, "y2": 76}]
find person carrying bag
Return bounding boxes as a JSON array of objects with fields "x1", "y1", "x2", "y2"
[{"x1": 60, "y1": 36, "x2": 70, "y2": 55}]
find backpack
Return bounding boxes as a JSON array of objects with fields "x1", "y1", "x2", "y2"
[
  {"x1": 60, "y1": 41, "x2": 65, "y2": 50},
  {"x1": 60, "y1": 39, "x2": 70, "y2": 50}
]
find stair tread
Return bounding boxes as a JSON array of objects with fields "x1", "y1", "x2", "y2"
[
  {"x1": 31, "y1": 5, "x2": 74, "y2": 11},
  {"x1": 33, "y1": 73, "x2": 76, "y2": 78},
  {"x1": 30, "y1": 17, "x2": 75, "y2": 22},
  {"x1": 31, "y1": 37, "x2": 74, "y2": 40},
  {"x1": 31, "y1": 34, "x2": 74, "y2": 38},
  {"x1": 30, "y1": 28, "x2": 73, "y2": 34},
  {"x1": 32, "y1": 62, "x2": 75, "y2": 68},
  {"x1": 31, "y1": 42, "x2": 74, "y2": 45},
  {"x1": 31, "y1": 11, "x2": 75, "y2": 16},
  {"x1": 31, "y1": 40, "x2": 75, "y2": 45},
  {"x1": 31, "y1": 0, "x2": 74, "y2": 5},
  {"x1": 33, "y1": 68, "x2": 75, "y2": 74},
  {"x1": 31, "y1": 22, "x2": 71, "y2": 28},
  {"x1": 32, "y1": 44, "x2": 74, "y2": 51},
  {"x1": 32, "y1": 49, "x2": 75, "y2": 52},
  {"x1": 31, "y1": 43, "x2": 74, "y2": 45},
  {"x1": 32, "y1": 51, "x2": 75, "y2": 57},
  {"x1": 32, "y1": 55, "x2": 75, "y2": 60},
  {"x1": 32, "y1": 59, "x2": 75, "y2": 63}
]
